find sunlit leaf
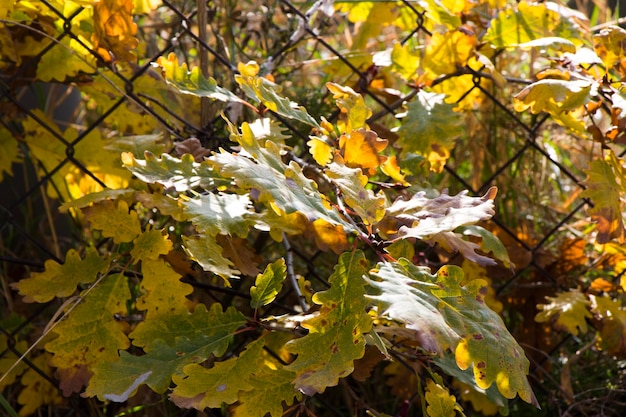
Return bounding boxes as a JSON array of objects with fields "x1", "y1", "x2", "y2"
[
  {"x1": 593, "y1": 26, "x2": 626, "y2": 70},
  {"x1": 535, "y1": 290, "x2": 592, "y2": 336},
  {"x1": 92, "y1": 0, "x2": 139, "y2": 62},
  {"x1": 327, "y1": 82, "x2": 371, "y2": 132},
  {"x1": 122, "y1": 151, "x2": 226, "y2": 192},
  {"x1": 338, "y1": 129, "x2": 388, "y2": 173},
  {"x1": 367, "y1": 261, "x2": 537, "y2": 404},
  {"x1": 183, "y1": 193, "x2": 254, "y2": 238},
  {"x1": 154, "y1": 53, "x2": 244, "y2": 102},
  {"x1": 235, "y1": 62, "x2": 319, "y2": 127},
  {"x1": 580, "y1": 151, "x2": 626, "y2": 243},
  {"x1": 325, "y1": 163, "x2": 386, "y2": 225},
  {"x1": 397, "y1": 91, "x2": 464, "y2": 172}
]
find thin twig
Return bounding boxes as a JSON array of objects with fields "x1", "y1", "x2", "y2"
[{"x1": 282, "y1": 232, "x2": 309, "y2": 312}]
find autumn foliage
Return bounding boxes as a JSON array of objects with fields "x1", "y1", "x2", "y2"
[{"x1": 1, "y1": 0, "x2": 626, "y2": 416}]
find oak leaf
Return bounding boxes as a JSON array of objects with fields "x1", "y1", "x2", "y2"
[
  {"x1": 11, "y1": 247, "x2": 110, "y2": 303},
  {"x1": 425, "y1": 378, "x2": 464, "y2": 417},
  {"x1": 92, "y1": 0, "x2": 139, "y2": 62},
  {"x1": 327, "y1": 82, "x2": 371, "y2": 132},
  {"x1": 251, "y1": 258, "x2": 287, "y2": 309},
  {"x1": 17, "y1": 353, "x2": 63, "y2": 416},
  {"x1": 183, "y1": 193, "x2": 254, "y2": 238},
  {"x1": 580, "y1": 151, "x2": 626, "y2": 243},
  {"x1": 169, "y1": 338, "x2": 263, "y2": 409},
  {"x1": 183, "y1": 234, "x2": 240, "y2": 281},
  {"x1": 45, "y1": 274, "x2": 131, "y2": 391},
  {"x1": 286, "y1": 251, "x2": 372, "y2": 395},
  {"x1": 85, "y1": 200, "x2": 141, "y2": 244},
  {"x1": 136, "y1": 258, "x2": 193, "y2": 317},
  {"x1": 535, "y1": 290, "x2": 592, "y2": 335},
  {"x1": 235, "y1": 62, "x2": 319, "y2": 127},
  {"x1": 397, "y1": 91, "x2": 463, "y2": 172},
  {"x1": 0, "y1": 127, "x2": 20, "y2": 182},
  {"x1": 130, "y1": 228, "x2": 173, "y2": 262},
  {"x1": 154, "y1": 53, "x2": 243, "y2": 103},
  {"x1": 367, "y1": 261, "x2": 537, "y2": 404},
  {"x1": 338, "y1": 129, "x2": 388, "y2": 173},
  {"x1": 86, "y1": 304, "x2": 246, "y2": 399}
]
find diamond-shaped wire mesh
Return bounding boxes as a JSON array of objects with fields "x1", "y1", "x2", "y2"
[{"x1": 1, "y1": 0, "x2": 623, "y2": 415}]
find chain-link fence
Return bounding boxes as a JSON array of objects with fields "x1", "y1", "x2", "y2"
[{"x1": 1, "y1": 0, "x2": 624, "y2": 415}]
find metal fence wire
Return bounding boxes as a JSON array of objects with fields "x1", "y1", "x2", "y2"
[{"x1": 1, "y1": 0, "x2": 624, "y2": 416}]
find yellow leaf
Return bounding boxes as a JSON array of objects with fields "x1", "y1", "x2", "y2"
[
  {"x1": 307, "y1": 137, "x2": 334, "y2": 166},
  {"x1": 535, "y1": 290, "x2": 592, "y2": 336},
  {"x1": 580, "y1": 151, "x2": 626, "y2": 243},
  {"x1": 17, "y1": 353, "x2": 63, "y2": 417},
  {"x1": 11, "y1": 247, "x2": 110, "y2": 303},
  {"x1": 338, "y1": 128, "x2": 387, "y2": 172},
  {"x1": 453, "y1": 380, "x2": 500, "y2": 416},
  {"x1": 593, "y1": 26, "x2": 626, "y2": 70},
  {"x1": 590, "y1": 295, "x2": 626, "y2": 356},
  {"x1": 423, "y1": 31, "x2": 477, "y2": 81},
  {"x1": 131, "y1": 228, "x2": 173, "y2": 261},
  {"x1": 425, "y1": 379, "x2": 462, "y2": 417},
  {"x1": 0, "y1": 127, "x2": 21, "y2": 182},
  {"x1": 0, "y1": 338, "x2": 28, "y2": 391},
  {"x1": 92, "y1": 0, "x2": 139, "y2": 62},
  {"x1": 136, "y1": 258, "x2": 193, "y2": 317},
  {"x1": 85, "y1": 200, "x2": 141, "y2": 244},
  {"x1": 327, "y1": 82, "x2": 372, "y2": 132},
  {"x1": 380, "y1": 156, "x2": 408, "y2": 185},
  {"x1": 309, "y1": 219, "x2": 350, "y2": 255}
]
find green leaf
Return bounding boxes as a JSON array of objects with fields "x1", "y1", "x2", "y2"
[
  {"x1": 397, "y1": 91, "x2": 464, "y2": 172},
  {"x1": 86, "y1": 303, "x2": 246, "y2": 399},
  {"x1": 169, "y1": 338, "x2": 263, "y2": 409},
  {"x1": 366, "y1": 261, "x2": 537, "y2": 405},
  {"x1": 235, "y1": 62, "x2": 319, "y2": 127},
  {"x1": 233, "y1": 365, "x2": 298, "y2": 417},
  {"x1": 183, "y1": 193, "x2": 254, "y2": 238},
  {"x1": 182, "y1": 234, "x2": 240, "y2": 280},
  {"x1": 459, "y1": 225, "x2": 512, "y2": 268},
  {"x1": 250, "y1": 258, "x2": 287, "y2": 309},
  {"x1": 535, "y1": 290, "x2": 592, "y2": 336},
  {"x1": 11, "y1": 247, "x2": 110, "y2": 303},
  {"x1": 154, "y1": 53, "x2": 244, "y2": 103},
  {"x1": 211, "y1": 140, "x2": 353, "y2": 232},
  {"x1": 59, "y1": 189, "x2": 136, "y2": 211},
  {"x1": 286, "y1": 251, "x2": 372, "y2": 395},
  {"x1": 85, "y1": 200, "x2": 141, "y2": 244},
  {"x1": 122, "y1": 151, "x2": 226, "y2": 192},
  {"x1": 129, "y1": 303, "x2": 246, "y2": 351},
  {"x1": 325, "y1": 163, "x2": 387, "y2": 225},
  {"x1": 45, "y1": 273, "x2": 131, "y2": 370}
]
